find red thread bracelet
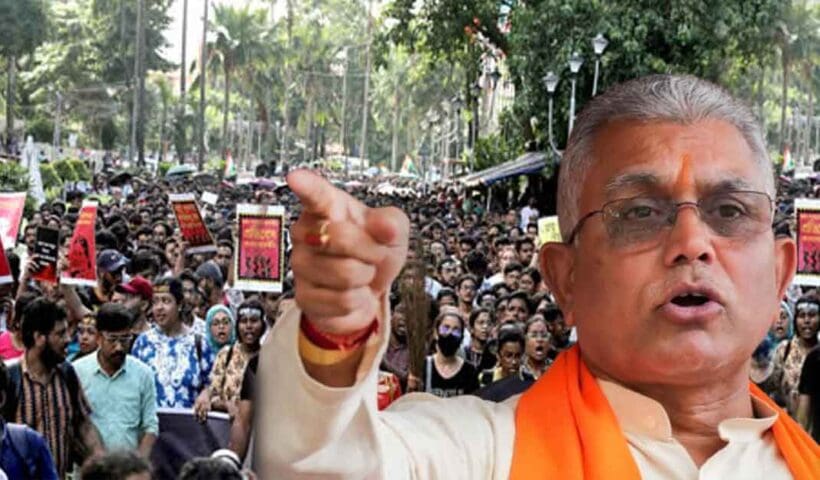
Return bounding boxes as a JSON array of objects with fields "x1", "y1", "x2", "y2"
[{"x1": 300, "y1": 314, "x2": 378, "y2": 351}]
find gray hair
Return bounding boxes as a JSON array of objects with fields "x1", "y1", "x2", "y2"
[{"x1": 557, "y1": 74, "x2": 773, "y2": 241}]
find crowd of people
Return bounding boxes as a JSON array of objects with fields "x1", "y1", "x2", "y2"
[{"x1": 0, "y1": 127, "x2": 816, "y2": 478}]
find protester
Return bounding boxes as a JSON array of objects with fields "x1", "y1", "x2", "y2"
[
  {"x1": 520, "y1": 315, "x2": 551, "y2": 379},
  {"x1": 752, "y1": 301, "x2": 795, "y2": 402},
  {"x1": 256, "y1": 74, "x2": 819, "y2": 479},
  {"x1": 479, "y1": 326, "x2": 528, "y2": 387},
  {"x1": 463, "y1": 307, "x2": 497, "y2": 372},
  {"x1": 131, "y1": 277, "x2": 213, "y2": 409},
  {"x1": 11, "y1": 298, "x2": 104, "y2": 477},
  {"x1": 421, "y1": 309, "x2": 479, "y2": 398},
  {"x1": 198, "y1": 300, "x2": 265, "y2": 419},
  {"x1": 204, "y1": 305, "x2": 236, "y2": 363},
  {"x1": 772, "y1": 296, "x2": 820, "y2": 414},
  {"x1": 112, "y1": 276, "x2": 154, "y2": 336},
  {"x1": 74, "y1": 303, "x2": 159, "y2": 455},
  {"x1": 71, "y1": 314, "x2": 98, "y2": 361},
  {"x1": 0, "y1": 292, "x2": 35, "y2": 361},
  {"x1": 379, "y1": 299, "x2": 409, "y2": 389}
]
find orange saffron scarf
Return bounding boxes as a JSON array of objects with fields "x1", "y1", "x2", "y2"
[{"x1": 509, "y1": 345, "x2": 820, "y2": 479}]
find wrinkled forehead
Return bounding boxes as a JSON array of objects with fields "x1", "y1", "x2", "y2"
[{"x1": 582, "y1": 119, "x2": 766, "y2": 207}]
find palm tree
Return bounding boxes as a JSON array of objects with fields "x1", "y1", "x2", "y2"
[
  {"x1": 208, "y1": 4, "x2": 269, "y2": 161},
  {"x1": 153, "y1": 75, "x2": 173, "y2": 163}
]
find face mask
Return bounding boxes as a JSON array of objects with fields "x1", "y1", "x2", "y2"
[{"x1": 437, "y1": 334, "x2": 461, "y2": 357}]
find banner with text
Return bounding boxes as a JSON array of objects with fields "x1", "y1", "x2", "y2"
[
  {"x1": 796, "y1": 198, "x2": 820, "y2": 286},
  {"x1": 60, "y1": 201, "x2": 98, "y2": 287},
  {"x1": 32, "y1": 227, "x2": 59, "y2": 284},
  {"x1": 0, "y1": 193, "x2": 26, "y2": 248},
  {"x1": 235, "y1": 204, "x2": 285, "y2": 292},
  {"x1": 170, "y1": 193, "x2": 216, "y2": 254}
]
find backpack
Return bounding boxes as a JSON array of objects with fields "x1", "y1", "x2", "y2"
[{"x1": 5, "y1": 423, "x2": 39, "y2": 479}]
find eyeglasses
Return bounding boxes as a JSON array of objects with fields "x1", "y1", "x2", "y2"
[
  {"x1": 211, "y1": 318, "x2": 232, "y2": 327},
  {"x1": 102, "y1": 333, "x2": 134, "y2": 345},
  {"x1": 527, "y1": 332, "x2": 550, "y2": 340},
  {"x1": 566, "y1": 190, "x2": 774, "y2": 247},
  {"x1": 438, "y1": 325, "x2": 463, "y2": 337}
]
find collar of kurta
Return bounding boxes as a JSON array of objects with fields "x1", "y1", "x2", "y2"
[{"x1": 508, "y1": 345, "x2": 820, "y2": 480}]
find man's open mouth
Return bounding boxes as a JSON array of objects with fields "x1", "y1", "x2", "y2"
[{"x1": 670, "y1": 293, "x2": 711, "y2": 307}]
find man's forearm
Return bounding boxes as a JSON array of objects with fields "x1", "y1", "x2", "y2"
[
  {"x1": 80, "y1": 420, "x2": 105, "y2": 457},
  {"x1": 228, "y1": 402, "x2": 252, "y2": 460},
  {"x1": 137, "y1": 432, "x2": 157, "y2": 458}
]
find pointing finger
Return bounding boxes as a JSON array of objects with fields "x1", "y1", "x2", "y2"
[{"x1": 287, "y1": 170, "x2": 364, "y2": 221}]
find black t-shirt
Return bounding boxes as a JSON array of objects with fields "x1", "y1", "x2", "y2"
[
  {"x1": 464, "y1": 348, "x2": 497, "y2": 373},
  {"x1": 240, "y1": 355, "x2": 259, "y2": 401},
  {"x1": 423, "y1": 356, "x2": 480, "y2": 398},
  {"x1": 475, "y1": 374, "x2": 535, "y2": 403},
  {"x1": 797, "y1": 345, "x2": 820, "y2": 442}
]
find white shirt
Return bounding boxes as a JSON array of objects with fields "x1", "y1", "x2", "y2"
[
  {"x1": 520, "y1": 206, "x2": 539, "y2": 230},
  {"x1": 255, "y1": 303, "x2": 793, "y2": 479}
]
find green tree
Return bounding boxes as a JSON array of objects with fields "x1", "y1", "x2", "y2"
[
  {"x1": 208, "y1": 4, "x2": 270, "y2": 160},
  {"x1": 0, "y1": 0, "x2": 48, "y2": 140}
]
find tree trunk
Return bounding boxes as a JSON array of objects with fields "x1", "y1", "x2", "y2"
[
  {"x1": 779, "y1": 51, "x2": 790, "y2": 151},
  {"x1": 5, "y1": 55, "x2": 15, "y2": 145},
  {"x1": 159, "y1": 100, "x2": 167, "y2": 163},
  {"x1": 178, "y1": 0, "x2": 188, "y2": 163},
  {"x1": 222, "y1": 64, "x2": 231, "y2": 160},
  {"x1": 390, "y1": 77, "x2": 400, "y2": 171}
]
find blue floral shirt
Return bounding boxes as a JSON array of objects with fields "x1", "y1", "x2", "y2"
[{"x1": 131, "y1": 326, "x2": 214, "y2": 408}]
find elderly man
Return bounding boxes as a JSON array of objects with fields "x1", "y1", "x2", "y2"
[{"x1": 256, "y1": 75, "x2": 819, "y2": 479}]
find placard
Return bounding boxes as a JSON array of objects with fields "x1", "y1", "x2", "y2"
[
  {"x1": 60, "y1": 201, "x2": 98, "y2": 287},
  {"x1": 32, "y1": 227, "x2": 59, "y2": 284},
  {"x1": 201, "y1": 191, "x2": 218, "y2": 206},
  {"x1": 0, "y1": 193, "x2": 26, "y2": 248},
  {"x1": 169, "y1": 193, "x2": 216, "y2": 254},
  {"x1": 795, "y1": 198, "x2": 820, "y2": 286},
  {"x1": 537, "y1": 216, "x2": 561, "y2": 246},
  {"x1": 235, "y1": 204, "x2": 285, "y2": 292}
]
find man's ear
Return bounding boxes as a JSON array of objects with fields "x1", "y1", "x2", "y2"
[
  {"x1": 774, "y1": 236, "x2": 797, "y2": 302},
  {"x1": 34, "y1": 331, "x2": 47, "y2": 349},
  {"x1": 538, "y1": 242, "x2": 576, "y2": 325}
]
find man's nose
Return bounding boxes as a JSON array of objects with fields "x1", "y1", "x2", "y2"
[{"x1": 662, "y1": 205, "x2": 714, "y2": 266}]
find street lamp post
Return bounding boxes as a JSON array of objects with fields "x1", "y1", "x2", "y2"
[
  {"x1": 451, "y1": 95, "x2": 464, "y2": 171},
  {"x1": 592, "y1": 33, "x2": 608, "y2": 96},
  {"x1": 542, "y1": 71, "x2": 560, "y2": 156},
  {"x1": 567, "y1": 51, "x2": 584, "y2": 138}
]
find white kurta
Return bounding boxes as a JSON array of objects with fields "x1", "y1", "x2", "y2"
[{"x1": 255, "y1": 304, "x2": 793, "y2": 480}]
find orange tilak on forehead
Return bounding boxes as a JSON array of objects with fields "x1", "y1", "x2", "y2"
[{"x1": 672, "y1": 153, "x2": 694, "y2": 195}]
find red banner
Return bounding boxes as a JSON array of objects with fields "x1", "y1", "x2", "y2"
[
  {"x1": 32, "y1": 227, "x2": 59, "y2": 284},
  {"x1": 796, "y1": 198, "x2": 820, "y2": 286},
  {"x1": 235, "y1": 204, "x2": 285, "y2": 292},
  {"x1": 0, "y1": 235, "x2": 13, "y2": 286},
  {"x1": 170, "y1": 193, "x2": 215, "y2": 254},
  {"x1": 0, "y1": 193, "x2": 26, "y2": 248},
  {"x1": 60, "y1": 201, "x2": 98, "y2": 287}
]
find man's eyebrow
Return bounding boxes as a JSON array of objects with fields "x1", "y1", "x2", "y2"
[
  {"x1": 603, "y1": 173, "x2": 661, "y2": 197},
  {"x1": 708, "y1": 178, "x2": 758, "y2": 192}
]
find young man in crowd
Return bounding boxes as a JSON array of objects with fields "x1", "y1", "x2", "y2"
[
  {"x1": 74, "y1": 303, "x2": 159, "y2": 456},
  {"x1": 11, "y1": 298, "x2": 104, "y2": 477}
]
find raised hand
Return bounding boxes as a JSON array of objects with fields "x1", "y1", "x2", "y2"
[{"x1": 287, "y1": 169, "x2": 409, "y2": 336}]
